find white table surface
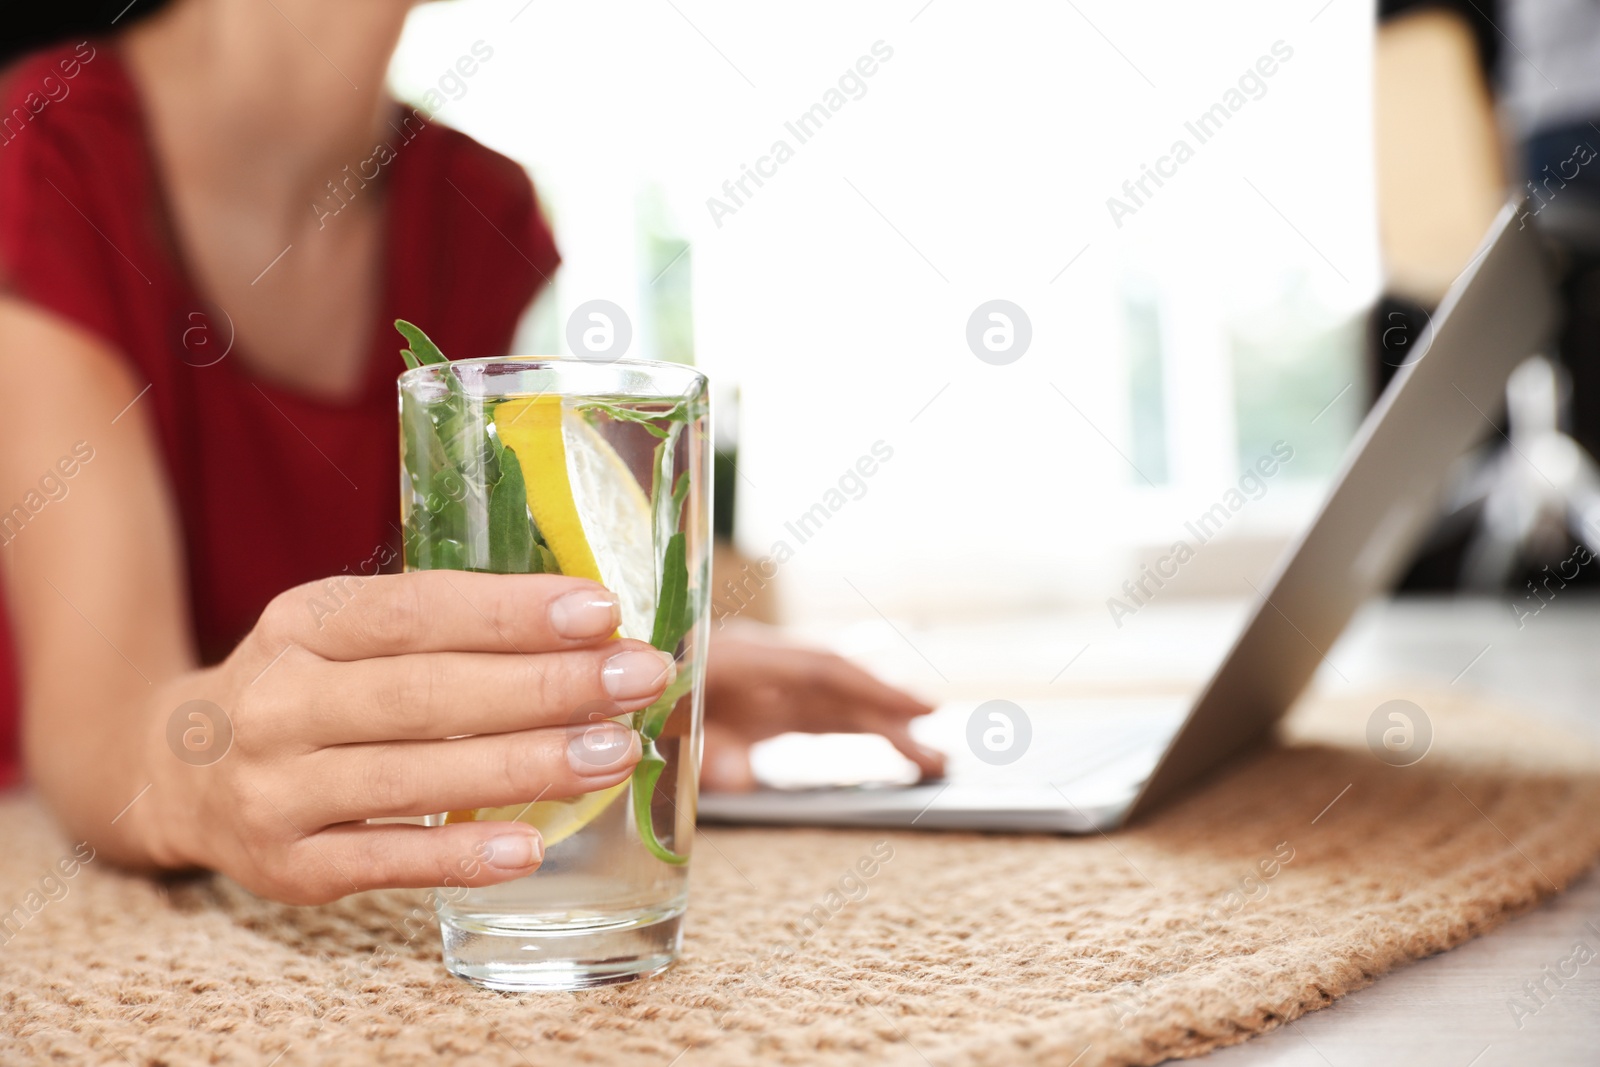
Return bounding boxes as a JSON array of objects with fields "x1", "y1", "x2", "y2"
[{"x1": 797, "y1": 593, "x2": 1600, "y2": 1066}]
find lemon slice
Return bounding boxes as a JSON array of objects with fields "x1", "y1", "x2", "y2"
[
  {"x1": 444, "y1": 784, "x2": 627, "y2": 848},
  {"x1": 494, "y1": 396, "x2": 656, "y2": 640},
  {"x1": 443, "y1": 397, "x2": 656, "y2": 843}
]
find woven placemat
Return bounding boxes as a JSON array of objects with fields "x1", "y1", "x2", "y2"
[{"x1": 4, "y1": 689, "x2": 1599, "y2": 1067}]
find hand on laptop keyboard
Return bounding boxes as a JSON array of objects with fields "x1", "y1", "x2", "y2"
[{"x1": 698, "y1": 623, "x2": 947, "y2": 792}]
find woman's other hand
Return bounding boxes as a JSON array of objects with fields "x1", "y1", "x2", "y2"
[{"x1": 699, "y1": 623, "x2": 945, "y2": 792}]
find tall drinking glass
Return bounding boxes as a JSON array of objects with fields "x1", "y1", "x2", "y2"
[{"x1": 397, "y1": 357, "x2": 710, "y2": 991}]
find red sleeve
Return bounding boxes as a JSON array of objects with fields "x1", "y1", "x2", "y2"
[
  {"x1": 412, "y1": 122, "x2": 561, "y2": 358},
  {"x1": 0, "y1": 41, "x2": 146, "y2": 354}
]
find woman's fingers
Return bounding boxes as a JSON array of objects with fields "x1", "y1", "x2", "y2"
[
  {"x1": 809, "y1": 652, "x2": 936, "y2": 723},
  {"x1": 804, "y1": 655, "x2": 945, "y2": 778},
  {"x1": 184, "y1": 569, "x2": 682, "y2": 905},
  {"x1": 281, "y1": 643, "x2": 675, "y2": 746},
  {"x1": 700, "y1": 721, "x2": 758, "y2": 792},
  {"x1": 755, "y1": 690, "x2": 945, "y2": 782},
  {"x1": 699, "y1": 706, "x2": 941, "y2": 793},
  {"x1": 257, "y1": 571, "x2": 622, "y2": 660},
  {"x1": 262, "y1": 821, "x2": 545, "y2": 905},
  {"x1": 300, "y1": 720, "x2": 642, "y2": 822},
  {"x1": 876, "y1": 720, "x2": 947, "y2": 781},
  {"x1": 701, "y1": 635, "x2": 946, "y2": 783}
]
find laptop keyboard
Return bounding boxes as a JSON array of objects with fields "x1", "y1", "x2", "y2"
[{"x1": 912, "y1": 698, "x2": 1186, "y2": 799}]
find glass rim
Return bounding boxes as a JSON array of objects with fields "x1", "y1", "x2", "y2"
[{"x1": 398, "y1": 355, "x2": 707, "y2": 400}]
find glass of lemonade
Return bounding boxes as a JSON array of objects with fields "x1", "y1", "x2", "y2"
[{"x1": 398, "y1": 356, "x2": 710, "y2": 991}]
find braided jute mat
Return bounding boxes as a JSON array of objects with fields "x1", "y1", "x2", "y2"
[{"x1": 4, "y1": 689, "x2": 1600, "y2": 1067}]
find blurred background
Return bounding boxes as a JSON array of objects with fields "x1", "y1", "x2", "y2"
[
  {"x1": 390, "y1": 0, "x2": 1373, "y2": 618},
  {"x1": 385, "y1": 0, "x2": 1593, "y2": 640}
]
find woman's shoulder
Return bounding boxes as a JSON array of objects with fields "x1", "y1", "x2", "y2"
[
  {"x1": 0, "y1": 40, "x2": 150, "y2": 348},
  {"x1": 387, "y1": 110, "x2": 561, "y2": 317},
  {"x1": 0, "y1": 39, "x2": 144, "y2": 232},
  {"x1": 414, "y1": 117, "x2": 532, "y2": 201},
  {"x1": 396, "y1": 112, "x2": 554, "y2": 241},
  {"x1": 0, "y1": 40, "x2": 133, "y2": 160}
]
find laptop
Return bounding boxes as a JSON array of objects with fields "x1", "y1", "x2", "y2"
[{"x1": 698, "y1": 199, "x2": 1556, "y2": 833}]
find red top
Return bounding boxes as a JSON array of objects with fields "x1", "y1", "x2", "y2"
[{"x1": 0, "y1": 41, "x2": 560, "y2": 789}]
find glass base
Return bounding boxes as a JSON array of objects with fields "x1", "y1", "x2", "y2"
[{"x1": 439, "y1": 905, "x2": 684, "y2": 991}]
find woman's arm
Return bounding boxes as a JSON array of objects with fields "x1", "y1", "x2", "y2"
[
  {"x1": 1, "y1": 299, "x2": 673, "y2": 903},
  {"x1": 2, "y1": 299, "x2": 195, "y2": 867}
]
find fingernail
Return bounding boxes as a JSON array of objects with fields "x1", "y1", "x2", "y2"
[
  {"x1": 602, "y1": 649, "x2": 676, "y2": 701},
  {"x1": 484, "y1": 831, "x2": 541, "y2": 871},
  {"x1": 550, "y1": 590, "x2": 619, "y2": 639},
  {"x1": 567, "y1": 721, "x2": 640, "y2": 774}
]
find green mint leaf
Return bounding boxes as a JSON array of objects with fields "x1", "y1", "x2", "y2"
[
  {"x1": 650, "y1": 532, "x2": 690, "y2": 654},
  {"x1": 487, "y1": 445, "x2": 534, "y2": 574},
  {"x1": 406, "y1": 526, "x2": 466, "y2": 570},
  {"x1": 574, "y1": 399, "x2": 689, "y2": 439},
  {"x1": 631, "y1": 744, "x2": 688, "y2": 865},
  {"x1": 401, "y1": 393, "x2": 441, "y2": 483},
  {"x1": 394, "y1": 319, "x2": 449, "y2": 365},
  {"x1": 671, "y1": 469, "x2": 690, "y2": 527},
  {"x1": 433, "y1": 403, "x2": 497, "y2": 491},
  {"x1": 402, "y1": 394, "x2": 470, "y2": 555},
  {"x1": 400, "y1": 348, "x2": 421, "y2": 371},
  {"x1": 640, "y1": 673, "x2": 693, "y2": 741}
]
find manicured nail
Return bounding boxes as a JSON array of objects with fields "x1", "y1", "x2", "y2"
[
  {"x1": 483, "y1": 831, "x2": 542, "y2": 871},
  {"x1": 550, "y1": 590, "x2": 619, "y2": 639},
  {"x1": 567, "y1": 721, "x2": 640, "y2": 775},
  {"x1": 602, "y1": 649, "x2": 676, "y2": 700}
]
